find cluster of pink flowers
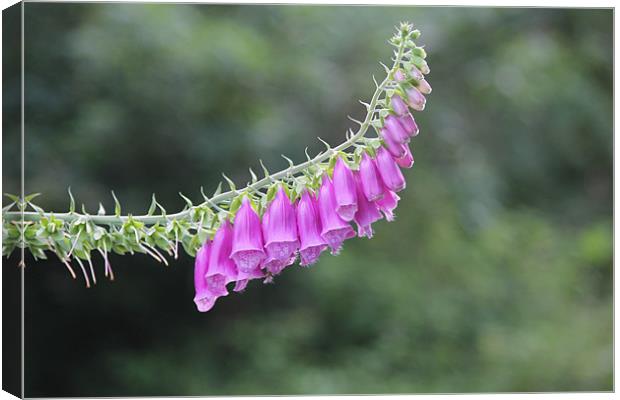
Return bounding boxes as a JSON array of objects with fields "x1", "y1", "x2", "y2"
[{"x1": 193, "y1": 68, "x2": 430, "y2": 312}]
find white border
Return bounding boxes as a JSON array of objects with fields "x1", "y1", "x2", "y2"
[{"x1": 0, "y1": 1, "x2": 615, "y2": 399}]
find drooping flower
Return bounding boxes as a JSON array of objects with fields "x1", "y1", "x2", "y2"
[
  {"x1": 396, "y1": 144, "x2": 414, "y2": 169},
  {"x1": 406, "y1": 86, "x2": 426, "y2": 111},
  {"x1": 332, "y1": 157, "x2": 358, "y2": 221},
  {"x1": 205, "y1": 220, "x2": 237, "y2": 297},
  {"x1": 375, "y1": 146, "x2": 406, "y2": 192},
  {"x1": 359, "y1": 152, "x2": 385, "y2": 202},
  {"x1": 390, "y1": 95, "x2": 409, "y2": 116},
  {"x1": 231, "y1": 197, "x2": 265, "y2": 274},
  {"x1": 262, "y1": 188, "x2": 299, "y2": 275},
  {"x1": 398, "y1": 113, "x2": 419, "y2": 137},
  {"x1": 380, "y1": 120, "x2": 408, "y2": 159},
  {"x1": 375, "y1": 187, "x2": 401, "y2": 222},
  {"x1": 384, "y1": 114, "x2": 409, "y2": 144},
  {"x1": 264, "y1": 187, "x2": 299, "y2": 260},
  {"x1": 261, "y1": 207, "x2": 285, "y2": 275},
  {"x1": 353, "y1": 172, "x2": 383, "y2": 238},
  {"x1": 193, "y1": 241, "x2": 217, "y2": 312},
  {"x1": 296, "y1": 190, "x2": 328, "y2": 266},
  {"x1": 417, "y1": 79, "x2": 432, "y2": 94},
  {"x1": 318, "y1": 175, "x2": 355, "y2": 254},
  {"x1": 383, "y1": 131, "x2": 407, "y2": 159}
]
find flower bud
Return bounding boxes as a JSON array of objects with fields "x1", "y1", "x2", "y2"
[
  {"x1": 396, "y1": 144, "x2": 414, "y2": 169},
  {"x1": 413, "y1": 47, "x2": 427, "y2": 59},
  {"x1": 318, "y1": 175, "x2": 355, "y2": 254},
  {"x1": 417, "y1": 79, "x2": 432, "y2": 94},
  {"x1": 409, "y1": 66, "x2": 424, "y2": 81},
  {"x1": 359, "y1": 152, "x2": 385, "y2": 202},
  {"x1": 231, "y1": 197, "x2": 266, "y2": 274},
  {"x1": 375, "y1": 147, "x2": 406, "y2": 192},
  {"x1": 406, "y1": 87, "x2": 426, "y2": 111},
  {"x1": 394, "y1": 69, "x2": 406, "y2": 82},
  {"x1": 390, "y1": 95, "x2": 409, "y2": 116},
  {"x1": 353, "y1": 172, "x2": 383, "y2": 238},
  {"x1": 296, "y1": 191, "x2": 328, "y2": 266},
  {"x1": 332, "y1": 157, "x2": 358, "y2": 222},
  {"x1": 398, "y1": 113, "x2": 419, "y2": 137},
  {"x1": 412, "y1": 56, "x2": 430, "y2": 74},
  {"x1": 384, "y1": 114, "x2": 409, "y2": 144},
  {"x1": 193, "y1": 241, "x2": 217, "y2": 312}
]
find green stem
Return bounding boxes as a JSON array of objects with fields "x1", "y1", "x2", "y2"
[{"x1": 4, "y1": 40, "x2": 406, "y2": 226}]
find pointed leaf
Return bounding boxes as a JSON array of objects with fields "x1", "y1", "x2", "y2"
[
  {"x1": 147, "y1": 194, "x2": 157, "y2": 216},
  {"x1": 222, "y1": 174, "x2": 236, "y2": 191},
  {"x1": 259, "y1": 159, "x2": 270, "y2": 179},
  {"x1": 281, "y1": 154, "x2": 294, "y2": 168},
  {"x1": 178, "y1": 192, "x2": 193, "y2": 208},
  {"x1": 211, "y1": 182, "x2": 223, "y2": 198},
  {"x1": 68, "y1": 188, "x2": 76, "y2": 213},
  {"x1": 4, "y1": 193, "x2": 20, "y2": 204},
  {"x1": 111, "y1": 191, "x2": 121, "y2": 217},
  {"x1": 249, "y1": 168, "x2": 258, "y2": 184},
  {"x1": 24, "y1": 193, "x2": 41, "y2": 202}
]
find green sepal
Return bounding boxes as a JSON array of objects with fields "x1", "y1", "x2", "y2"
[{"x1": 111, "y1": 191, "x2": 121, "y2": 217}]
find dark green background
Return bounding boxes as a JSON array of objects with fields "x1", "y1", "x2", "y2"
[{"x1": 3, "y1": 4, "x2": 613, "y2": 396}]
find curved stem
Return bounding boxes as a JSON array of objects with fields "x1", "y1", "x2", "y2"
[{"x1": 4, "y1": 41, "x2": 406, "y2": 226}]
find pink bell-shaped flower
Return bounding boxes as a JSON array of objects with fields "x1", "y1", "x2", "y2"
[
  {"x1": 398, "y1": 113, "x2": 419, "y2": 137},
  {"x1": 318, "y1": 175, "x2": 355, "y2": 254},
  {"x1": 390, "y1": 95, "x2": 409, "y2": 116},
  {"x1": 375, "y1": 147, "x2": 406, "y2": 192},
  {"x1": 231, "y1": 197, "x2": 266, "y2": 274},
  {"x1": 296, "y1": 190, "x2": 328, "y2": 266},
  {"x1": 263, "y1": 187, "x2": 299, "y2": 262},
  {"x1": 375, "y1": 187, "x2": 401, "y2": 222},
  {"x1": 384, "y1": 114, "x2": 409, "y2": 144},
  {"x1": 406, "y1": 86, "x2": 426, "y2": 111},
  {"x1": 205, "y1": 220, "x2": 237, "y2": 297},
  {"x1": 396, "y1": 144, "x2": 414, "y2": 169},
  {"x1": 353, "y1": 171, "x2": 383, "y2": 238},
  {"x1": 332, "y1": 157, "x2": 358, "y2": 221},
  {"x1": 359, "y1": 152, "x2": 385, "y2": 202},
  {"x1": 193, "y1": 241, "x2": 218, "y2": 312},
  {"x1": 261, "y1": 194, "x2": 298, "y2": 276},
  {"x1": 383, "y1": 132, "x2": 407, "y2": 159}
]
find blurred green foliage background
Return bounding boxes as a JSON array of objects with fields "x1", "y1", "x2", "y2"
[{"x1": 2, "y1": 4, "x2": 612, "y2": 396}]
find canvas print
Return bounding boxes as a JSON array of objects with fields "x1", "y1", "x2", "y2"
[{"x1": 1, "y1": 3, "x2": 613, "y2": 397}]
